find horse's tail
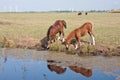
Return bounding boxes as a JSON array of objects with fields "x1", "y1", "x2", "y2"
[
  {"x1": 47, "y1": 25, "x2": 52, "y2": 40},
  {"x1": 90, "y1": 22, "x2": 95, "y2": 37},
  {"x1": 62, "y1": 20, "x2": 67, "y2": 29},
  {"x1": 87, "y1": 22, "x2": 95, "y2": 37}
]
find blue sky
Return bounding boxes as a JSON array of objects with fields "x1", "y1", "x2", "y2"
[{"x1": 0, "y1": 0, "x2": 120, "y2": 12}]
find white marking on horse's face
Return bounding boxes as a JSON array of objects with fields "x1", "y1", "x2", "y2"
[{"x1": 65, "y1": 44, "x2": 69, "y2": 50}]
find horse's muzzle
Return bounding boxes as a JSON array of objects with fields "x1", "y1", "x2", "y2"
[
  {"x1": 66, "y1": 47, "x2": 69, "y2": 50},
  {"x1": 65, "y1": 44, "x2": 69, "y2": 50}
]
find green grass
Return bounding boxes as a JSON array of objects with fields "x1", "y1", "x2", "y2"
[{"x1": 0, "y1": 12, "x2": 120, "y2": 48}]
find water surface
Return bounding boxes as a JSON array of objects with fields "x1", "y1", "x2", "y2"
[{"x1": 0, "y1": 48, "x2": 120, "y2": 80}]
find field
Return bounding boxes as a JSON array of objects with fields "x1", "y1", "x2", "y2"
[{"x1": 0, "y1": 12, "x2": 120, "y2": 55}]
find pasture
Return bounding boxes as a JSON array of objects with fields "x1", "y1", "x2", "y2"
[
  {"x1": 0, "y1": 12, "x2": 120, "y2": 55},
  {"x1": 0, "y1": 12, "x2": 120, "y2": 80}
]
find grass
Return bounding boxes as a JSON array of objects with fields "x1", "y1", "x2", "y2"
[
  {"x1": 110, "y1": 10, "x2": 120, "y2": 13},
  {"x1": 0, "y1": 12, "x2": 120, "y2": 54}
]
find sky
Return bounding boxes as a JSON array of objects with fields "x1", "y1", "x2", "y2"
[{"x1": 0, "y1": 0, "x2": 120, "y2": 12}]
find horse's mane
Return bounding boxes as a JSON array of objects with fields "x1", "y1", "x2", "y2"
[{"x1": 47, "y1": 25, "x2": 53, "y2": 38}]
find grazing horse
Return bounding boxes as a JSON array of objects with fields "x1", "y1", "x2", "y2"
[
  {"x1": 85, "y1": 12, "x2": 88, "y2": 15},
  {"x1": 78, "y1": 12, "x2": 82, "y2": 15},
  {"x1": 46, "y1": 20, "x2": 67, "y2": 49},
  {"x1": 64, "y1": 22, "x2": 95, "y2": 50}
]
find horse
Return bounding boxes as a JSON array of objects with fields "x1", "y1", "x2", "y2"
[
  {"x1": 46, "y1": 20, "x2": 67, "y2": 49},
  {"x1": 63, "y1": 22, "x2": 95, "y2": 50},
  {"x1": 85, "y1": 12, "x2": 88, "y2": 15},
  {"x1": 78, "y1": 12, "x2": 82, "y2": 15}
]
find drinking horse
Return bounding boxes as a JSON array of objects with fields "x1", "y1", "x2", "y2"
[
  {"x1": 64, "y1": 22, "x2": 95, "y2": 50},
  {"x1": 46, "y1": 20, "x2": 67, "y2": 49}
]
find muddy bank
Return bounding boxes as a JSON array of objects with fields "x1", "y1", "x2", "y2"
[
  {"x1": 0, "y1": 36, "x2": 120, "y2": 56},
  {"x1": 0, "y1": 36, "x2": 44, "y2": 50}
]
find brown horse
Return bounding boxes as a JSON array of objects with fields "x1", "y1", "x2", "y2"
[
  {"x1": 46, "y1": 20, "x2": 67, "y2": 49},
  {"x1": 78, "y1": 12, "x2": 82, "y2": 15},
  {"x1": 47, "y1": 64, "x2": 66, "y2": 74},
  {"x1": 69, "y1": 66, "x2": 92, "y2": 77},
  {"x1": 47, "y1": 60, "x2": 66, "y2": 74},
  {"x1": 64, "y1": 22, "x2": 95, "y2": 50}
]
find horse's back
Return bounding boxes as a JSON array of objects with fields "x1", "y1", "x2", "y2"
[
  {"x1": 79, "y1": 22, "x2": 93, "y2": 31},
  {"x1": 84, "y1": 22, "x2": 92, "y2": 29},
  {"x1": 54, "y1": 20, "x2": 67, "y2": 29}
]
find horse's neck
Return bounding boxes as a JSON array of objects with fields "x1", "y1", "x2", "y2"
[{"x1": 66, "y1": 34, "x2": 75, "y2": 44}]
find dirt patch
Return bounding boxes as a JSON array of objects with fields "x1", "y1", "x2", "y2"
[
  {"x1": 1, "y1": 36, "x2": 120, "y2": 56},
  {"x1": 1, "y1": 36, "x2": 44, "y2": 50},
  {"x1": 0, "y1": 21, "x2": 12, "y2": 25}
]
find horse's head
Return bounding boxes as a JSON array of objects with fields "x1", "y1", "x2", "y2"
[{"x1": 62, "y1": 39, "x2": 70, "y2": 50}]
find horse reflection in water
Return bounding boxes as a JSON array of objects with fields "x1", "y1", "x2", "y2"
[
  {"x1": 47, "y1": 65, "x2": 66, "y2": 74},
  {"x1": 46, "y1": 20, "x2": 67, "y2": 49},
  {"x1": 69, "y1": 66, "x2": 92, "y2": 77},
  {"x1": 47, "y1": 60, "x2": 92, "y2": 77},
  {"x1": 47, "y1": 60, "x2": 66, "y2": 74}
]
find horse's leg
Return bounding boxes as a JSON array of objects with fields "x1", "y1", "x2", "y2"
[
  {"x1": 88, "y1": 32, "x2": 95, "y2": 45},
  {"x1": 91, "y1": 32, "x2": 95, "y2": 45},
  {"x1": 49, "y1": 37, "x2": 53, "y2": 43},
  {"x1": 53, "y1": 35, "x2": 56, "y2": 42},
  {"x1": 75, "y1": 37, "x2": 80, "y2": 49},
  {"x1": 58, "y1": 31, "x2": 61, "y2": 40},
  {"x1": 61, "y1": 30, "x2": 65, "y2": 42}
]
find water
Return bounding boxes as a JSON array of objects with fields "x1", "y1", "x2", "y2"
[{"x1": 0, "y1": 48, "x2": 120, "y2": 80}]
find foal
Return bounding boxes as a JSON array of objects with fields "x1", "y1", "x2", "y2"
[
  {"x1": 64, "y1": 22, "x2": 95, "y2": 50},
  {"x1": 46, "y1": 20, "x2": 67, "y2": 49}
]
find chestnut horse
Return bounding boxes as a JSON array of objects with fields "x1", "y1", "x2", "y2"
[
  {"x1": 47, "y1": 60, "x2": 66, "y2": 74},
  {"x1": 69, "y1": 66, "x2": 92, "y2": 77},
  {"x1": 46, "y1": 20, "x2": 67, "y2": 49},
  {"x1": 64, "y1": 22, "x2": 95, "y2": 50}
]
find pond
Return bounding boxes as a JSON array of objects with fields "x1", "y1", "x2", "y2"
[{"x1": 0, "y1": 48, "x2": 120, "y2": 80}]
